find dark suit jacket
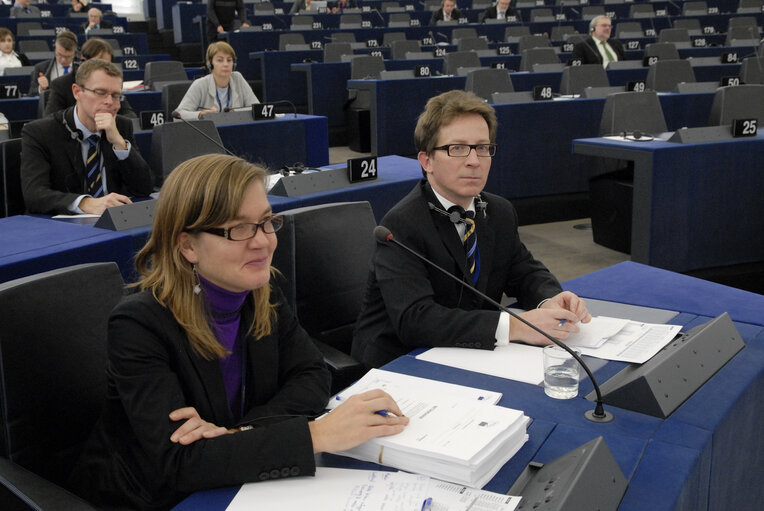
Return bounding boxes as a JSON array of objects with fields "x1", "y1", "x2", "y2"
[
  {"x1": 28, "y1": 58, "x2": 57, "y2": 97},
  {"x1": 20, "y1": 107, "x2": 153, "y2": 214},
  {"x1": 80, "y1": 19, "x2": 114, "y2": 33},
  {"x1": 429, "y1": 7, "x2": 463, "y2": 25},
  {"x1": 481, "y1": 5, "x2": 517, "y2": 22},
  {"x1": 70, "y1": 285, "x2": 331, "y2": 510},
  {"x1": 45, "y1": 71, "x2": 137, "y2": 118},
  {"x1": 571, "y1": 36, "x2": 625, "y2": 66},
  {"x1": 351, "y1": 180, "x2": 563, "y2": 368}
]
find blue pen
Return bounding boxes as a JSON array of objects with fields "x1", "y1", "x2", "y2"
[
  {"x1": 375, "y1": 409, "x2": 398, "y2": 418},
  {"x1": 421, "y1": 497, "x2": 433, "y2": 511},
  {"x1": 557, "y1": 319, "x2": 567, "y2": 328}
]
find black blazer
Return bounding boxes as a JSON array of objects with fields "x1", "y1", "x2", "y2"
[
  {"x1": 45, "y1": 71, "x2": 137, "y2": 118},
  {"x1": 429, "y1": 7, "x2": 463, "y2": 25},
  {"x1": 28, "y1": 58, "x2": 56, "y2": 97},
  {"x1": 81, "y1": 19, "x2": 114, "y2": 33},
  {"x1": 20, "y1": 107, "x2": 153, "y2": 214},
  {"x1": 481, "y1": 5, "x2": 517, "y2": 22},
  {"x1": 70, "y1": 285, "x2": 331, "y2": 510},
  {"x1": 352, "y1": 180, "x2": 563, "y2": 368},
  {"x1": 571, "y1": 36, "x2": 626, "y2": 66}
]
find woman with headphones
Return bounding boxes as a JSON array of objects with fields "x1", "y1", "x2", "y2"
[
  {"x1": 0, "y1": 28, "x2": 30, "y2": 75},
  {"x1": 175, "y1": 41, "x2": 259, "y2": 120}
]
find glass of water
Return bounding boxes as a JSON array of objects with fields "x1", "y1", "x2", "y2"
[{"x1": 543, "y1": 345, "x2": 581, "y2": 399}]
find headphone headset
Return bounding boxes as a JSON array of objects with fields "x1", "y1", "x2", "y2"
[
  {"x1": 428, "y1": 194, "x2": 488, "y2": 222},
  {"x1": 207, "y1": 56, "x2": 237, "y2": 73},
  {"x1": 60, "y1": 111, "x2": 84, "y2": 142}
]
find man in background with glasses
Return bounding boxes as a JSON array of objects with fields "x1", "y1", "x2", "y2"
[
  {"x1": 28, "y1": 30, "x2": 78, "y2": 97},
  {"x1": 21, "y1": 59, "x2": 152, "y2": 215},
  {"x1": 352, "y1": 90, "x2": 590, "y2": 369}
]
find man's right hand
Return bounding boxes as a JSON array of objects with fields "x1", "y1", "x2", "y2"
[
  {"x1": 79, "y1": 193, "x2": 132, "y2": 215},
  {"x1": 37, "y1": 72, "x2": 49, "y2": 91}
]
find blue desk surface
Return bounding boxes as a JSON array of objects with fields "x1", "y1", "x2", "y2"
[
  {"x1": 572, "y1": 134, "x2": 764, "y2": 272},
  {"x1": 173, "y1": 261, "x2": 763, "y2": 510}
]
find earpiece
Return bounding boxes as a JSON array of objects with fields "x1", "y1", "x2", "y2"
[
  {"x1": 61, "y1": 112, "x2": 83, "y2": 142},
  {"x1": 428, "y1": 202, "x2": 465, "y2": 224}
]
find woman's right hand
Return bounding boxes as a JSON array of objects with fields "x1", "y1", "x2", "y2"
[
  {"x1": 308, "y1": 389, "x2": 409, "y2": 454},
  {"x1": 169, "y1": 407, "x2": 230, "y2": 445},
  {"x1": 197, "y1": 107, "x2": 218, "y2": 119}
]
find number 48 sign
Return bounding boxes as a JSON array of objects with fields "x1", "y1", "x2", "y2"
[{"x1": 347, "y1": 156, "x2": 378, "y2": 183}]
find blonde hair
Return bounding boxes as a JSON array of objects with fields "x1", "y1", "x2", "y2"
[
  {"x1": 135, "y1": 154, "x2": 276, "y2": 360},
  {"x1": 206, "y1": 41, "x2": 236, "y2": 63}
]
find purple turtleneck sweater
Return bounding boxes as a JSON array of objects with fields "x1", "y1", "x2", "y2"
[{"x1": 198, "y1": 274, "x2": 250, "y2": 421}]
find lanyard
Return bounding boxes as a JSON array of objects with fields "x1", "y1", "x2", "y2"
[{"x1": 216, "y1": 85, "x2": 230, "y2": 112}]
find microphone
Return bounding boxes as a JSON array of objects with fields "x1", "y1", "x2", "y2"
[
  {"x1": 262, "y1": 99, "x2": 299, "y2": 118},
  {"x1": 170, "y1": 110, "x2": 237, "y2": 157},
  {"x1": 373, "y1": 225, "x2": 614, "y2": 423}
]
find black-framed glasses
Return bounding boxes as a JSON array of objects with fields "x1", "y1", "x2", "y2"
[
  {"x1": 79, "y1": 85, "x2": 124, "y2": 102},
  {"x1": 433, "y1": 143, "x2": 497, "y2": 157},
  {"x1": 198, "y1": 215, "x2": 284, "y2": 241}
]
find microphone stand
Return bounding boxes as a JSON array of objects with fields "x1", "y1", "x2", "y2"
[{"x1": 375, "y1": 226, "x2": 614, "y2": 423}]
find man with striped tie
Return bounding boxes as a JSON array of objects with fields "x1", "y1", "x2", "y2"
[
  {"x1": 352, "y1": 90, "x2": 590, "y2": 369},
  {"x1": 21, "y1": 59, "x2": 152, "y2": 215}
]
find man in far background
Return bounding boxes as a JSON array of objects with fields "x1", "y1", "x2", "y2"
[
  {"x1": 45, "y1": 37, "x2": 136, "y2": 118},
  {"x1": 571, "y1": 15, "x2": 625, "y2": 67},
  {"x1": 10, "y1": 0, "x2": 41, "y2": 17},
  {"x1": 429, "y1": 0, "x2": 462, "y2": 25},
  {"x1": 29, "y1": 31, "x2": 78, "y2": 97},
  {"x1": 206, "y1": 0, "x2": 250, "y2": 44},
  {"x1": 481, "y1": 0, "x2": 516, "y2": 22},
  {"x1": 82, "y1": 7, "x2": 113, "y2": 33}
]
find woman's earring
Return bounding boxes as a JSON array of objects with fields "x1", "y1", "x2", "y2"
[{"x1": 193, "y1": 265, "x2": 201, "y2": 295}]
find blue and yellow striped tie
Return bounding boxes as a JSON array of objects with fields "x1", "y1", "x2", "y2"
[
  {"x1": 85, "y1": 134, "x2": 103, "y2": 198},
  {"x1": 463, "y1": 211, "x2": 480, "y2": 285}
]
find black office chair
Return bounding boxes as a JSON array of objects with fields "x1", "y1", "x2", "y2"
[
  {"x1": 644, "y1": 42, "x2": 680, "y2": 60},
  {"x1": 382, "y1": 32, "x2": 407, "y2": 46},
  {"x1": 682, "y1": 1, "x2": 707, "y2": 15},
  {"x1": 559, "y1": 64, "x2": 610, "y2": 95},
  {"x1": 708, "y1": 84, "x2": 764, "y2": 125},
  {"x1": 452, "y1": 28, "x2": 478, "y2": 43},
  {"x1": 658, "y1": 28, "x2": 692, "y2": 47},
  {"x1": 519, "y1": 47, "x2": 560, "y2": 71},
  {"x1": 629, "y1": 4, "x2": 655, "y2": 17},
  {"x1": 391, "y1": 40, "x2": 420, "y2": 60},
  {"x1": 271, "y1": 202, "x2": 376, "y2": 394},
  {"x1": 589, "y1": 91, "x2": 668, "y2": 254},
  {"x1": 0, "y1": 263, "x2": 125, "y2": 510},
  {"x1": 465, "y1": 68, "x2": 514, "y2": 100},
  {"x1": 739, "y1": 56, "x2": 764, "y2": 84},
  {"x1": 279, "y1": 33, "x2": 306, "y2": 50},
  {"x1": 340, "y1": 13, "x2": 363, "y2": 29},
  {"x1": 290, "y1": 15, "x2": 315, "y2": 30},
  {"x1": 0, "y1": 138, "x2": 23, "y2": 217},
  {"x1": 444, "y1": 51, "x2": 481, "y2": 75},
  {"x1": 615, "y1": 22, "x2": 645, "y2": 39},
  {"x1": 17, "y1": 39, "x2": 49, "y2": 53},
  {"x1": 388, "y1": 13, "x2": 411, "y2": 27},
  {"x1": 458, "y1": 37, "x2": 489, "y2": 51},
  {"x1": 150, "y1": 120, "x2": 226, "y2": 187},
  {"x1": 530, "y1": 8, "x2": 555, "y2": 22},
  {"x1": 517, "y1": 34, "x2": 552, "y2": 53},
  {"x1": 505, "y1": 25, "x2": 531, "y2": 42},
  {"x1": 323, "y1": 42, "x2": 353, "y2": 63},
  {"x1": 161, "y1": 81, "x2": 193, "y2": 120},
  {"x1": 550, "y1": 25, "x2": 579, "y2": 42},
  {"x1": 725, "y1": 25, "x2": 761, "y2": 46},
  {"x1": 144, "y1": 60, "x2": 189, "y2": 91},
  {"x1": 646, "y1": 59, "x2": 695, "y2": 92},
  {"x1": 672, "y1": 18, "x2": 702, "y2": 36}
]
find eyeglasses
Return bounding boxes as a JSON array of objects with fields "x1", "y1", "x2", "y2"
[
  {"x1": 433, "y1": 143, "x2": 497, "y2": 157},
  {"x1": 55, "y1": 51, "x2": 75, "y2": 61},
  {"x1": 198, "y1": 216, "x2": 284, "y2": 241},
  {"x1": 79, "y1": 85, "x2": 124, "y2": 102}
]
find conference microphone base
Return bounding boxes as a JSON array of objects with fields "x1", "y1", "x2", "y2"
[{"x1": 584, "y1": 409, "x2": 614, "y2": 423}]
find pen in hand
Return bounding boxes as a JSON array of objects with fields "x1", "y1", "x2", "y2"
[
  {"x1": 557, "y1": 319, "x2": 567, "y2": 328},
  {"x1": 375, "y1": 410, "x2": 398, "y2": 418}
]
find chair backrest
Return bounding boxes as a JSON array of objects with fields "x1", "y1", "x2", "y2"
[
  {"x1": 0, "y1": 263, "x2": 124, "y2": 487},
  {"x1": 161, "y1": 81, "x2": 193, "y2": 120},
  {"x1": 629, "y1": 4, "x2": 654, "y2": 17},
  {"x1": 582, "y1": 6, "x2": 605, "y2": 20},
  {"x1": 150, "y1": 120, "x2": 226, "y2": 185},
  {"x1": 659, "y1": 28, "x2": 691, "y2": 43},
  {"x1": 560, "y1": 64, "x2": 610, "y2": 95},
  {"x1": 599, "y1": 91, "x2": 668, "y2": 135},
  {"x1": 391, "y1": 39, "x2": 421, "y2": 60},
  {"x1": 18, "y1": 39, "x2": 49, "y2": 53},
  {"x1": 644, "y1": 42, "x2": 680, "y2": 60},
  {"x1": 144, "y1": 61, "x2": 188, "y2": 90},
  {"x1": 505, "y1": 25, "x2": 531, "y2": 42},
  {"x1": 350, "y1": 55, "x2": 385, "y2": 79},
  {"x1": 740, "y1": 56, "x2": 764, "y2": 84},
  {"x1": 323, "y1": 42, "x2": 353, "y2": 62},
  {"x1": 15, "y1": 22, "x2": 42, "y2": 36},
  {"x1": 550, "y1": 25, "x2": 578, "y2": 41},
  {"x1": 726, "y1": 25, "x2": 760, "y2": 45},
  {"x1": 331, "y1": 32, "x2": 357, "y2": 43},
  {"x1": 728, "y1": 16, "x2": 757, "y2": 30},
  {"x1": 2, "y1": 65, "x2": 34, "y2": 77},
  {"x1": 708, "y1": 84, "x2": 764, "y2": 125},
  {"x1": 673, "y1": 18, "x2": 702, "y2": 35},
  {"x1": 682, "y1": 1, "x2": 707, "y2": 15},
  {"x1": 530, "y1": 8, "x2": 554, "y2": 22},
  {"x1": 254, "y1": 2, "x2": 275, "y2": 14},
  {"x1": 520, "y1": 47, "x2": 560, "y2": 71},
  {"x1": 0, "y1": 138, "x2": 23, "y2": 217},
  {"x1": 465, "y1": 68, "x2": 514, "y2": 99},
  {"x1": 291, "y1": 15, "x2": 315, "y2": 29},
  {"x1": 279, "y1": 33, "x2": 306, "y2": 50},
  {"x1": 646, "y1": 59, "x2": 695, "y2": 92},
  {"x1": 340, "y1": 13, "x2": 362, "y2": 28},
  {"x1": 379, "y1": 69, "x2": 415, "y2": 79},
  {"x1": 458, "y1": 37, "x2": 489, "y2": 51},
  {"x1": 388, "y1": 13, "x2": 410, "y2": 26},
  {"x1": 444, "y1": 51, "x2": 481, "y2": 75},
  {"x1": 615, "y1": 21, "x2": 644, "y2": 39},
  {"x1": 383, "y1": 31, "x2": 407, "y2": 46},
  {"x1": 452, "y1": 28, "x2": 478, "y2": 42},
  {"x1": 517, "y1": 34, "x2": 552, "y2": 53},
  {"x1": 271, "y1": 202, "x2": 376, "y2": 357}
]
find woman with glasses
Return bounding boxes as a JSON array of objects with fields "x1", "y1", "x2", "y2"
[
  {"x1": 175, "y1": 41, "x2": 259, "y2": 121},
  {"x1": 70, "y1": 154, "x2": 408, "y2": 510}
]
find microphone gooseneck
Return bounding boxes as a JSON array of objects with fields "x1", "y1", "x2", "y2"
[{"x1": 373, "y1": 226, "x2": 614, "y2": 423}]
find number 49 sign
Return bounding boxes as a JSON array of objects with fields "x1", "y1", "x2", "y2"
[{"x1": 347, "y1": 156, "x2": 378, "y2": 183}]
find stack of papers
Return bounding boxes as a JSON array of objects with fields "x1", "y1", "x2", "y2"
[
  {"x1": 225, "y1": 467, "x2": 521, "y2": 511},
  {"x1": 326, "y1": 369, "x2": 529, "y2": 488}
]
